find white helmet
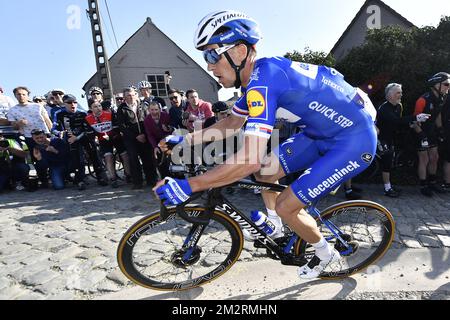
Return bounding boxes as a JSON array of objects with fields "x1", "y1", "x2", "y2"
[
  {"x1": 138, "y1": 80, "x2": 152, "y2": 90},
  {"x1": 194, "y1": 10, "x2": 262, "y2": 50}
]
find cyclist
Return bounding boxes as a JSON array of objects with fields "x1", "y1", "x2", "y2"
[
  {"x1": 85, "y1": 101, "x2": 131, "y2": 188},
  {"x1": 154, "y1": 10, "x2": 378, "y2": 279},
  {"x1": 413, "y1": 72, "x2": 450, "y2": 196}
]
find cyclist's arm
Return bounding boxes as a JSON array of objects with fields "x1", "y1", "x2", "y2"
[
  {"x1": 188, "y1": 133, "x2": 268, "y2": 192},
  {"x1": 186, "y1": 114, "x2": 246, "y2": 146}
]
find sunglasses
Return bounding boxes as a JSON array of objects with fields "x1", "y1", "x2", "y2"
[
  {"x1": 31, "y1": 130, "x2": 45, "y2": 135},
  {"x1": 52, "y1": 92, "x2": 64, "y2": 96},
  {"x1": 202, "y1": 44, "x2": 237, "y2": 65},
  {"x1": 169, "y1": 96, "x2": 179, "y2": 100},
  {"x1": 34, "y1": 99, "x2": 43, "y2": 103},
  {"x1": 91, "y1": 92, "x2": 102, "y2": 95},
  {"x1": 442, "y1": 83, "x2": 450, "y2": 87}
]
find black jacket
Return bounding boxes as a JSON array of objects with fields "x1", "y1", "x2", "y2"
[
  {"x1": 116, "y1": 102, "x2": 146, "y2": 139},
  {"x1": 377, "y1": 101, "x2": 414, "y2": 146}
]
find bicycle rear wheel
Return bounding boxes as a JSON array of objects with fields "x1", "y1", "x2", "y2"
[
  {"x1": 295, "y1": 200, "x2": 395, "y2": 279},
  {"x1": 117, "y1": 206, "x2": 244, "y2": 291}
]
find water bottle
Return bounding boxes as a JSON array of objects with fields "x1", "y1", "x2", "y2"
[{"x1": 250, "y1": 210, "x2": 277, "y2": 236}]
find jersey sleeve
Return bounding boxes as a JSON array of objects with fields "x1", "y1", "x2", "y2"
[{"x1": 242, "y1": 61, "x2": 289, "y2": 139}]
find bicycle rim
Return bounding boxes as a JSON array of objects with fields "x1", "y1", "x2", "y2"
[
  {"x1": 295, "y1": 201, "x2": 395, "y2": 279},
  {"x1": 117, "y1": 207, "x2": 244, "y2": 291}
]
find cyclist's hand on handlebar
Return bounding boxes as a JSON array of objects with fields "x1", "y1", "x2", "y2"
[{"x1": 152, "y1": 177, "x2": 193, "y2": 206}]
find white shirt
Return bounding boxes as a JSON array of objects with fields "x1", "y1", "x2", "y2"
[
  {"x1": 0, "y1": 94, "x2": 16, "y2": 119},
  {"x1": 7, "y1": 103, "x2": 50, "y2": 137}
]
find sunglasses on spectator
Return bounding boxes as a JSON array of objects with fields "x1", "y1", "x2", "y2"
[
  {"x1": 169, "y1": 96, "x2": 179, "y2": 100},
  {"x1": 116, "y1": 97, "x2": 124, "y2": 101},
  {"x1": 443, "y1": 83, "x2": 450, "y2": 87},
  {"x1": 91, "y1": 92, "x2": 102, "y2": 95},
  {"x1": 52, "y1": 92, "x2": 64, "y2": 96},
  {"x1": 203, "y1": 44, "x2": 237, "y2": 65},
  {"x1": 34, "y1": 99, "x2": 43, "y2": 103}
]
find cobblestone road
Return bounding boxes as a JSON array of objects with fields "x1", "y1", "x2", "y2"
[{"x1": 1, "y1": 181, "x2": 450, "y2": 300}]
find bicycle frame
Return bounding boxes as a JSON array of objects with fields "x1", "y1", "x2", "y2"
[{"x1": 162, "y1": 176, "x2": 355, "y2": 267}]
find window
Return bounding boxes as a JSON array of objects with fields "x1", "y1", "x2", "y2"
[{"x1": 146, "y1": 74, "x2": 168, "y2": 97}]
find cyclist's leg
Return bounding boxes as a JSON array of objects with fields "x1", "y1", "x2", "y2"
[
  {"x1": 278, "y1": 129, "x2": 376, "y2": 278},
  {"x1": 254, "y1": 133, "x2": 322, "y2": 221}
]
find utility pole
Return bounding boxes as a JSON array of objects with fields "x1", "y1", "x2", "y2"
[{"x1": 86, "y1": 0, "x2": 114, "y2": 100}]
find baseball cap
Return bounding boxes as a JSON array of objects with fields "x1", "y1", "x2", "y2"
[{"x1": 62, "y1": 94, "x2": 77, "y2": 103}]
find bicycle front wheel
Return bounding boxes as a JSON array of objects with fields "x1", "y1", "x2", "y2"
[
  {"x1": 295, "y1": 200, "x2": 395, "y2": 279},
  {"x1": 117, "y1": 206, "x2": 244, "y2": 291}
]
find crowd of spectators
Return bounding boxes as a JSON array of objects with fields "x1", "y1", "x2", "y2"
[
  {"x1": 1, "y1": 71, "x2": 449, "y2": 199},
  {"x1": 0, "y1": 76, "x2": 232, "y2": 194}
]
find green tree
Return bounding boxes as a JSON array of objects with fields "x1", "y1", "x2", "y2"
[
  {"x1": 336, "y1": 17, "x2": 450, "y2": 112},
  {"x1": 284, "y1": 47, "x2": 336, "y2": 67}
]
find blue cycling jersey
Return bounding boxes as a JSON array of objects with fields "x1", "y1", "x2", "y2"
[
  {"x1": 233, "y1": 57, "x2": 376, "y2": 139},
  {"x1": 233, "y1": 57, "x2": 377, "y2": 206}
]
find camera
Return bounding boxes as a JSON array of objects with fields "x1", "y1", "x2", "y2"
[
  {"x1": 0, "y1": 140, "x2": 9, "y2": 148},
  {"x1": 165, "y1": 70, "x2": 171, "y2": 76}
]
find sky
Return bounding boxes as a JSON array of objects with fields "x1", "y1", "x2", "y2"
[{"x1": 1, "y1": 0, "x2": 449, "y2": 104}]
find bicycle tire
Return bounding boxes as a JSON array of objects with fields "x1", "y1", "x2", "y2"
[
  {"x1": 294, "y1": 200, "x2": 395, "y2": 279},
  {"x1": 117, "y1": 206, "x2": 244, "y2": 291}
]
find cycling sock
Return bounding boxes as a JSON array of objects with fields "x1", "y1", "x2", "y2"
[
  {"x1": 267, "y1": 209, "x2": 282, "y2": 223},
  {"x1": 266, "y1": 208, "x2": 283, "y2": 234},
  {"x1": 312, "y1": 236, "x2": 332, "y2": 260},
  {"x1": 384, "y1": 183, "x2": 392, "y2": 191}
]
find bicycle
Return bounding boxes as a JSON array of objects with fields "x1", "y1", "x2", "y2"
[{"x1": 117, "y1": 164, "x2": 396, "y2": 291}]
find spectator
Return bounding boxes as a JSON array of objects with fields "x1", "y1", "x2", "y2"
[
  {"x1": 33, "y1": 95, "x2": 46, "y2": 108},
  {"x1": 413, "y1": 73, "x2": 449, "y2": 197},
  {"x1": 168, "y1": 89, "x2": 188, "y2": 130},
  {"x1": 185, "y1": 89, "x2": 214, "y2": 131},
  {"x1": 85, "y1": 101, "x2": 131, "y2": 188},
  {"x1": 377, "y1": 83, "x2": 431, "y2": 197},
  {"x1": 88, "y1": 86, "x2": 113, "y2": 111},
  {"x1": 0, "y1": 132, "x2": 30, "y2": 192},
  {"x1": 343, "y1": 179, "x2": 363, "y2": 200},
  {"x1": 51, "y1": 89, "x2": 66, "y2": 109},
  {"x1": 31, "y1": 129, "x2": 70, "y2": 190},
  {"x1": 0, "y1": 86, "x2": 16, "y2": 126},
  {"x1": 437, "y1": 74, "x2": 450, "y2": 191},
  {"x1": 144, "y1": 101, "x2": 173, "y2": 179},
  {"x1": 7, "y1": 86, "x2": 53, "y2": 188},
  {"x1": 137, "y1": 81, "x2": 167, "y2": 113},
  {"x1": 114, "y1": 93, "x2": 124, "y2": 107},
  {"x1": 44, "y1": 91, "x2": 63, "y2": 122},
  {"x1": 53, "y1": 94, "x2": 108, "y2": 190},
  {"x1": 116, "y1": 87, "x2": 158, "y2": 189}
]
